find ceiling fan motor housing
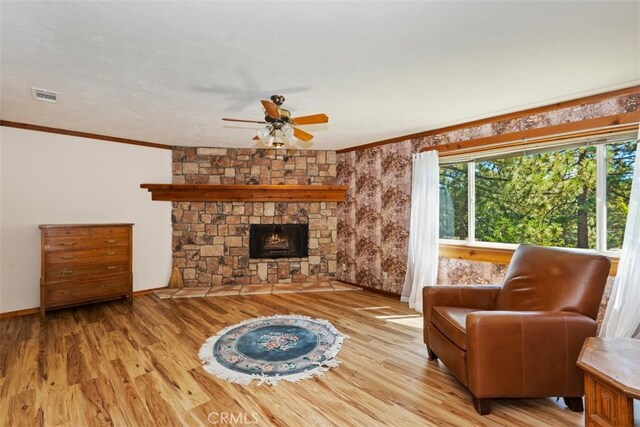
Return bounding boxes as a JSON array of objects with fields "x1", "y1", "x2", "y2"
[
  {"x1": 270, "y1": 95, "x2": 285, "y2": 105},
  {"x1": 265, "y1": 110, "x2": 291, "y2": 127}
]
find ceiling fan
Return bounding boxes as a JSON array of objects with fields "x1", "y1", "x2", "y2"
[{"x1": 222, "y1": 95, "x2": 328, "y2": 148}]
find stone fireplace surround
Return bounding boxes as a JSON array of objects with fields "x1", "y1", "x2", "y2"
[{"x1": 171, "y1": 147, "x2": 338, "y2": 287}]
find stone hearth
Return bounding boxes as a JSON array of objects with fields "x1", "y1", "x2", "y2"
[{"x1": 154, "y1": 280, "x2": 361, "y2": 299}]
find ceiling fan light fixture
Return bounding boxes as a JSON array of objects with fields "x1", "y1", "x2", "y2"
[
  {"x1": 281, "y1": 124, "x2": 297, "y2": 145},
  {"x1": 282, "y1": 124, "x2": 294, "y2": 137},
  {"x1": 256, "y1": 126, "x2": 272, "y2": 141},
  {"x1": 266, "y1": 134, "x2": 275, "y2": 146},
  {"x1": 224, "y1": 95, "x2": 327, "y2": 148}
]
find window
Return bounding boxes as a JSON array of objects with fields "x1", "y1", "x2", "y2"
[
  {"x1": 439, "y1": 132, "x2": 637, "y2": 252},
  {"x1": 439, "y1": 163, "x2": 468, "y2": 241}
]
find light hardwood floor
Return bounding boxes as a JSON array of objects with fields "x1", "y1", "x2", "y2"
[{"x1": 0, "y1": 290, "x2": 588, "y2": 426}]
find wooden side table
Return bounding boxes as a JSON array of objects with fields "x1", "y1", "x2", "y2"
[{"x1": 577, "y1": 337, "x2": 640, "y2": 427}]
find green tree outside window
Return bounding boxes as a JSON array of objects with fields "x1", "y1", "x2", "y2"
[{"x1": 439, "y1": 139, "x2": 637, "y2": 251}]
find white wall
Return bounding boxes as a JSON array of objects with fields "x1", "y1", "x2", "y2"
[{"x1": 0, "y1": 127, "x2": 173, "y2": 313}]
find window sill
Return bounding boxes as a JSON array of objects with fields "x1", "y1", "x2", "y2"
[{"x1": 439, "y1": 242, "x2": 619, "y2": 276}]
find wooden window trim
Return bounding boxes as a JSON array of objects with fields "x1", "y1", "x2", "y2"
[
  {"x1": 440, "y1": 243, "x2": 619, "y2": 276},
  {"x1": 421, "y1": 112, "x2": 639, "y2": 155}
]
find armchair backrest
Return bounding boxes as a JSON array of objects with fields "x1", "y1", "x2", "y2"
[{"x1": 494, "y1": 245, "x2": 610, "y2": 319}]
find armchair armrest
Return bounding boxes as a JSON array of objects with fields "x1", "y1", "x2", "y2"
[
  {"x1": 422, "y1": 285, "x2": 500, "y2": 345},
  {"x1": 466, "y1": 311, "x2": 597, "y2": 398}
]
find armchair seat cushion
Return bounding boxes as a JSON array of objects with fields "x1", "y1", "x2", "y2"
[{"x1": 431, "y1": 306, "x2": 482, "y2": 350}]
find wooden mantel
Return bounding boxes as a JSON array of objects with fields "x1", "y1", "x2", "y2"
[{"x1": 140, "y1": 184, "x2": 349, "y2": 202}]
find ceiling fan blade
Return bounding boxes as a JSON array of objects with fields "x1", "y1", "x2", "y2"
[
  {"x1": 293, "y1": 127, "x2": 314, "y2": 142},
  {"x1": 222, "y1": 118, "x2": 266, "y2": 124},
  {"x1": 291, "y1": 114, "x2": 329, "y2": 125},
  {"x1": 261, "y1": 100, "x2": 281, "y2": 118}
]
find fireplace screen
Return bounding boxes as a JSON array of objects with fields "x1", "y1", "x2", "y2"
[{"x1": 249, "y1": 224, "x2": 308, "y2": 259}]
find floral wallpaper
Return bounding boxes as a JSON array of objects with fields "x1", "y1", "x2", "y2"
[
  {"x1": 337, "y1": 92, "x2": 639, "y2": 302},
  {"x1": 337, "y1": 140, "x2": 412, "y2": 291}
]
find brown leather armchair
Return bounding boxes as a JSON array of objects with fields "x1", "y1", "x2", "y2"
[{"x1": 423, "y1": 245, "x2": 610, "y2": 415}]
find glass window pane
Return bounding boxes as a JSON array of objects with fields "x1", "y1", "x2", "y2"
[
  {"x1": 475, "y1": 146, "x2": 597, "y2": 248},
  {"x1": 606, "y1": 140, "x2": 637, "y2": 251},
  {"x1": 439, "y1": 163, "x2": 468, "y2": 240}
]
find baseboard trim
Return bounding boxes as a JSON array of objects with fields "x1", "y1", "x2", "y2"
[
  {"x1": 1, "y1": 284, "x2": 400, "y2": 319},
  {"x1": 132, "y1": 286, "x2": 166, "y2": 297},
  {"x1": 0, "y1": 286, "x2": 167, "y2": 319},
  {"x1": 336, "y1": 280, "x2": 401, "y2": 299},
  {"x1": 0, "y1": 307, "x2": 40, "y2": 319}
]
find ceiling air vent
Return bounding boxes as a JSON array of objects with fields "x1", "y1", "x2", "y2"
[{"x1": 31, "y1": 87, "x2": 59, "y2": 103}]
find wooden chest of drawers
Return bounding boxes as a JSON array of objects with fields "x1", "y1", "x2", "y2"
[{"x1": 39, "y1": 223, "x2": 133, "y2": 318}]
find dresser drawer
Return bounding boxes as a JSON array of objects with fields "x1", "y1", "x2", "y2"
[
  {"x1": 45, "y1": 236, "x2": 129, "y2": 252},
  {"x1": 46, "y1": 262, "x2": 130, "y2": 283},
  {"x1": 45, "y1": 277, "x2": 130, "y2": 307},
  {"x1": 44, "y1": 227, "x2": 91, "y2": 238},
  {"x1": 92, "y1": 227, "x2": 130, "y2": 239},
  {"x1": 46, "y1": 247, "x2": 130, "y2": 266}
]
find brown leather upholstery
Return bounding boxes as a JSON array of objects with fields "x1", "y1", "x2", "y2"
[
  {"x1": 494, "y1": 245, "x2": 610, "y2": 319},
  {"x1": 423, "y1": 284, "x2": 500, "y2": 345},
  {"x1": 431, "y1": 307, "x2": 479, "y2": 350},
  {"x1": 422, "y1": 245, "x2": 610, "y2": 415},
  {"x1": 465, "y1": 311, "x2": 597, "y2": 398}
]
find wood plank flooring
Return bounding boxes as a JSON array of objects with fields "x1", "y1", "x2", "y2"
[{"x1": 0, "y1": 290, "x2": 592, "y2": 426}]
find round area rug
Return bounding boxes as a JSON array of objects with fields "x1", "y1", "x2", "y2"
[{"x1": 199, "y1": 315, "x2": 347, "y2": 385}]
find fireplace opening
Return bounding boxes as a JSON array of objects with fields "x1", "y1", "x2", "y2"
[{"x1": 249, "y1": 224, "x2": 308, "y2": 259}]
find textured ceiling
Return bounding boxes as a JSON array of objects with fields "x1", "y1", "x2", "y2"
[{"x1": 1, "y1": 1, "x2": 639, "y2": 150}]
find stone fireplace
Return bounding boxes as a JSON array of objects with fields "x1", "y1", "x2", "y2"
[{"x1": 171, "y1": 147, "x2": 338, "y2": 287}]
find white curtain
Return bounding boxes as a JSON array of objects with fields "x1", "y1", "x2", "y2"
[
  {"x1": 401, "y1": 151, "x2": 440, "y2": 313},
  {"x1": 600, "y1": 135, "x2": 640, "y2": 338}
]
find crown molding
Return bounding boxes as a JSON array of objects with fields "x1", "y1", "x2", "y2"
[{"x1": 0, "y1": 120, "x2": 173, "y2": 150}]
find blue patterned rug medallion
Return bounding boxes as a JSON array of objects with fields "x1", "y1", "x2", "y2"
[{"x1": 199, "y1": 315, "x2": 347, "y2": 385}]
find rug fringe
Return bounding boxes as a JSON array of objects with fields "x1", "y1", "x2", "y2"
[{"x1": 199, "y1": 314, "x2": 347, "y2": 386}]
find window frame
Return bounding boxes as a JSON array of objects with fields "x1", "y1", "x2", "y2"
[{"x1": 438, "y1": 132, "x2": 637, "y2": 259}]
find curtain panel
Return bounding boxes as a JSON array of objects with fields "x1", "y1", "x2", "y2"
[
  {"x1": 601, "y1": 134, "x2": 640, "y2": 338},
  {"x1": 401, "y1": 151, "x2": 439, "y2": 313}
]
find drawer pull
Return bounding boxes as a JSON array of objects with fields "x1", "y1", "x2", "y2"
[
  {"x1": 105, "y1": 266, "x2": 117, "y2": 270},
  {"x1": 105, "y1": 252, "x2": 117, "y2": 256},
  {"x1": 60, "y1": 255, "x2": 76, "y2": 260},
  {"x1": 61, "y1": 291, "x2": 72, "y2": 295},
  {"x1": 104, "y1": 239, "x2": 118, "y2": 244},
  {"x1": 62, "y1": 270, "x2": 75, "y2": 276},
  {"x1": 59, "y1": 242, "x2": 78, "y2": 247}
]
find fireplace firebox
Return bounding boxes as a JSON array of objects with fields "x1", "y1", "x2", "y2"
[{"x1": 249, "y1": 224, "x2": 308, "y2": 259}]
